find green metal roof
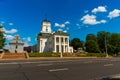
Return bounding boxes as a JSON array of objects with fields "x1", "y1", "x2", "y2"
[
  {"x1": 37, "y1": 33, "x2": 51, "y2": 39},
  {"x1": 37, "y1": 31, "x2": 69, "y2": 39},
  {"x1": 53, "y1": 31, "x2": 69, "y2": 36}
]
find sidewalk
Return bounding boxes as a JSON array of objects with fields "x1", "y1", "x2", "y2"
[{"x1": 0, "y1": 56, "x2": 113, "y2": 60}]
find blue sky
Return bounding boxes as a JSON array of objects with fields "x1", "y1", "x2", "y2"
[{"x1": 0, "y1": 0, "x2": 120, "y2": 48}]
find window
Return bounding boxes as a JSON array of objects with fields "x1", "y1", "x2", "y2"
[
  {"x1": 16, "y1": 45, "x2": 18, "y2": 49},
  {"x1": 46, "y1": 26, "x2": 48, "y2": 32}
]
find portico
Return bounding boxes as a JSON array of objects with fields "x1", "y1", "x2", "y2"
[{"x1": 54, "y1": 35, "x2": 69, "y2": 53}]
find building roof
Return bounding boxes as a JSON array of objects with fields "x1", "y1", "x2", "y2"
[
  {"x1": 37, "y1": 33, "x2": 51, "y2": 39},
  {"x1": 9, "y1": 35, "x2": 24, "y2": 44},
  {"x1": 53, "y1": 31, "x2": 69, "y2": 36},
  {"x1": 42, "y1": 19, "x2": 51, "y2": 23}
]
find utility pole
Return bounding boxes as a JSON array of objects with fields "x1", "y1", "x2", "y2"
[{"x1": 105, "y1": 35, "x2": 108, "y2": 57}]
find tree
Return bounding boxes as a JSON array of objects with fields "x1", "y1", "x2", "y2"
[
  {"x1": 0, "y1": 25, "x2": 5, "y2": 51},
  {"x1": 86, "y1": 34, "x2": 97, "y2": 42},
  {"x1": 109, "y1": 33, "x2": 120, "y2": 54},
  {"x1": 70, "y1": 38, "x2": 83, "y2": 50},
  {"x1": 85, "y1": 34, "x2": 99, "y2": 53},
  {"x1": 97, "y1": 31, "x2": 110, "y2": 53},
  {"x1": 85, "y1": 40, "x2": 100, "y2": 53}
]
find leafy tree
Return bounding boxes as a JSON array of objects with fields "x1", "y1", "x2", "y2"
[
  {"x1": 71, "y1": 38, "x2": 83, "y2": 50},
  {"x1": 0, "y1": 25, "x2": 5, "y2": 50},
  {"x1": 107, "y1": 44, "x2": 115, "y2": 54},
  {"x1": 85, "y1": 40, "x2": 100, "y2": 53},
  {"x1": 97, "y1": 31, "x2": 110, "y2": 53},
  {"x1": 86, "y1": 34, "x2": 97, "y2": 42},
  {"x1": 85, "y1": 34, "x2": 99, "y2": 53},
  {"x1": 109, "y1": 33, "x2": 120, "y2": 54}
]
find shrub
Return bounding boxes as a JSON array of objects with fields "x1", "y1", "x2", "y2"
[
  {"x1": 86, "y1": 53, "x2": 106, "y2": 57},
  {"x1": 28, "y1": 52, "x2": 60, "y2": 57}
]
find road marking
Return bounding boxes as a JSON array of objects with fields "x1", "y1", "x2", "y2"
[
  {"x1": 37, "y1": 63, "x2": 53, "y2": 66},
  {"x1": 49, "y1": 68, "x2": 69, "y2": 72},
  {"x1": 104, "y1": 64, "x2": 113, "y2": 67},
  {"x1": 84, "y1": 61, "x2": 92, "y2": 64},
  {"x1": 111, "y1": 60, "x2": 119, "y2": 62},
  {"x1": 0, "y1": 62, "x2": 18, "y2": 65}
]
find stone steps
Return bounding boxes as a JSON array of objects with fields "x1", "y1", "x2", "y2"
[{"x1": 2, "y1": 53, "x2": 28, "y2": 59}]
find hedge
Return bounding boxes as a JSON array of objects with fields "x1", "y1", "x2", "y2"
[
  {"x1": 28, "y1": 52, "x2": 106, "y2": 57},
  {"x1": 28, "y1": 52, "x2": 60, "y2": 57}
]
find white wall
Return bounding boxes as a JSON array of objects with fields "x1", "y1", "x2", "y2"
[
  {"x1": 41, "y1": 22, "x2": 52, "y2": 33},
  {"x1": 38, "y1": 38, "x2": 47, "y2": 53},
  {"x1": 9, "y1": 44, "x2": 24, "y2": 53}
]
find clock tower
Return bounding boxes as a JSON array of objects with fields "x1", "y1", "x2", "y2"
[{"x1": 41, "y1": 20, "x2": 52, "y2": 33}]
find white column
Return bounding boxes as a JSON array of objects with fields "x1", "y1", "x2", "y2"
[
  {"x1": 67, "y1": 37, "x2": 69, "y2": 52},
  {"x1": 59, "y1": 36, "x2": 61, "y2": 53},
  {"x1": 38, "y1": 40, "x2": 41, "y2": 53},
  {"x1": 63, "y1": 37, "x2": 65, "y2": 53},
  {"x1": 54, "y1": 36, "x2": 56, "y2": 52}
]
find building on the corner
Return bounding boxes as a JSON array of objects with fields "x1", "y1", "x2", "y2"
[
  {"x1": 9, "y1": 35, "x2": 24, "y2": 53},
  {"x1": 36, "y1": 20, "x2": 73, "y2": 53}
]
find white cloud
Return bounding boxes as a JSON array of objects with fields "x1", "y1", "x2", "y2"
[
  {"x1": 35, "y1": 38, "x2": 37, "y2": 41},
  {"x1": 55, "y1": 23, "x2": 65, "y2": 28},
  {"x1": 92, "y1": 6, "x2": 107, "y2": 13},
  {"x1": 63, "y1": 30, "x2": 67, "y2": 33},
  {"x1": 64, "y1": 21, "x2": 70, "y2": 25},
  {"x1": 27, "y1": 37, "x2": 31, "y2": 42},
  {"x1": 4, "y1": 34, "x2": 14, "y2": 40},
  {"x1": 23, "y1": 37, "x2": 31, "y2": 47},
  {"x1": 58, "y1": 29, "x2": 62, "y2": 31},
  {"x1": 108, "y1": 9, "x2": 120, "y2": 19},
  {"x1": 55, "y1": 21, "x2": 70, "y2": 28},
  {"x1": 23, "y1": 37, "x2": 31, "y2": 42},
  {"x1": 81, "y1": 14, "x2": 107, "y2": 25},
  {"x1": 9, "y1": 23, "x2": 14, "y2": 26},
  {"x1": 100, "y1": 20, "x2": 107, "y2": 23},
  {"x1": 24, "y1": 42, "x2": 29, "y2": 47},
  {"x1": 5, "y1": 29, "x2": 17, "y2": 34}
]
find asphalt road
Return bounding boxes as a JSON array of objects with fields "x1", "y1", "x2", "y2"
[{"x1": 0, "y1": 58, "x2": 120, "y2": 80}]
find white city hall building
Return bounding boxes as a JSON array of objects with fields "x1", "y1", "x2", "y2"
[{"x1": 36, "y1": 20, "x2": 73, "y2": 53}]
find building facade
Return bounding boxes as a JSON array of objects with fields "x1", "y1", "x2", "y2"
[
  {"x1": 9, "y1": 35, "x2": 24, "y2": 53},
  {"x1": 37, "y1": 20, "x2": 73, "y2": 53}
]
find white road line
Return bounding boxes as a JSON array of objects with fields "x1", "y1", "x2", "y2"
[
  {"x1": 111, "y1": 60, "x2": 119, "y2": 62},
  {"x1": 49, "y1": 68, "x2": 69, "y2": 72},
  {"x1": 84, "y1": 61, "x2": 92, "y2": 63},
  {"x1": 37, "y1": 63, "x2": 53, "y2": 66},
  {"x1": 104, "y1": 64, "x2": 114, "y2": 67},
  {"x1": 0, "y1": 62, "x2": 18, "y2": 65}
]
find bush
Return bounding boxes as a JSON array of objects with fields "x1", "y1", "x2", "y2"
[
  {"x1": 28, "y1": 52, "x2": 60, "y2": 57},
  {"x1": 73, "y1": 53, "x2": 106, "y2": 57},
  {"x1": 28, "y1": 52, "x2": 106, "y2": 57},
  {"x1": 86, "y1": 53, "x2": 106, "y2": 57}
]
